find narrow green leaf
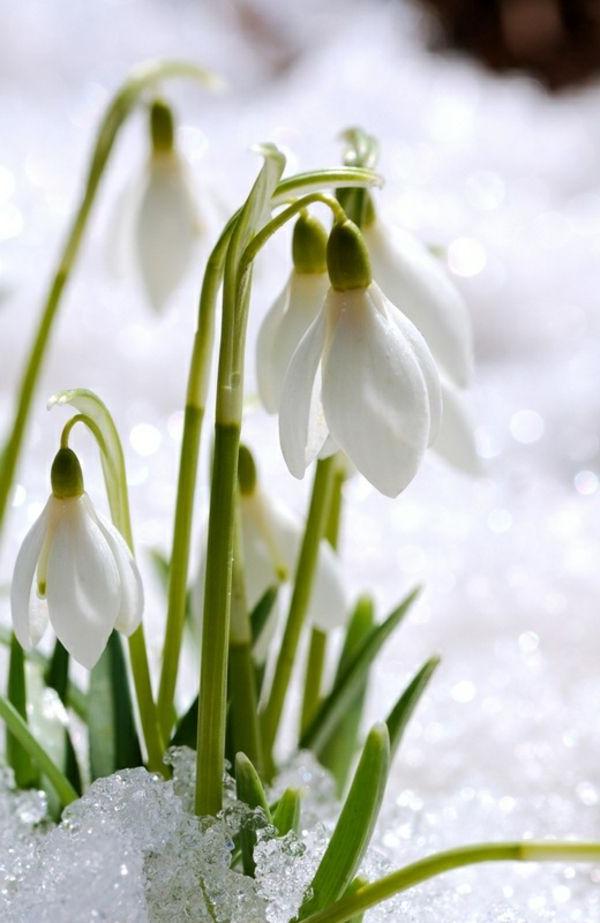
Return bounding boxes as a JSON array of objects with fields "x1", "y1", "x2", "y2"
[
  {"x1": 88, "y1": 632, "x2": 142, "y2": 779},
  {"x1": 386, "y1": 657, "x2": 440, "y2": 759},
  {"x1": 272, "y1": 788, "x2": 301, "y2": 836},
  {"x1": 170, "y1": 695, "x2": 197, "y2": 747},
  {"x1": 235, "y1": 752, "x2": 271, "y2": 877},
  {"x1": 301, "y1": 588, "x2": 420, "y2": 753},
  {"x1": 0, "y1": 695, "x2": 77, "y2": 807},
  {"x1": 44, "y1": 640, "x2": 82, "y2": 795},
  {"x1": 6, "y1": 635, "x2": 38, "y2": 787},
  {"x1": 300, "y1": 724, "x2": 390, "y2": 917},
  {"x1": 250, "y1": 585, "x2": 278, "y2": 647},
  {"x1": 0, "y1": 627, "x2": 87, "y2": 720},
  {"x1": 318, "y1": 597, "x2": 375, "y2": 793}
]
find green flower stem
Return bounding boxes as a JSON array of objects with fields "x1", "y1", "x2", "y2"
[
  {"x1": 228, "y1": 500, "x2": 263, "y2": 772},
  {"x1": 0, "y1": 695, "x2": 78, "y2": 807},
  {"x1": 300, "y1": 458, "x2": 346, "y2": 736},
  {"x1": 193, "y1": 164, "x2": 381, "y2": 815},
  {"x1": 240, "y1": 193, "x2": 345, "y2": 274},
  {"x1": 195, "y1": 422, "x2": 240, "y2": 816},
  {"x1": 261, "y1": 457, "x2": 337, "y2": 778},
  {"x1": 158, "y1": 169, "x2": 379, "y2": 740},
  {"x1": 301, "y1": 842, "x2": 600, "y2": 923},
  {"x1": 300, "y1": 628, "x2": 328, "y2": 737},
  {"x1": 57, "y1": 397, "x2": 165, "y2": 775},
  {"x1": 0, "y1": 60, "x2": 217, "y2": 541},
  {"x1": 157, "y1": 217, "x2": 236, "y2": 740}
]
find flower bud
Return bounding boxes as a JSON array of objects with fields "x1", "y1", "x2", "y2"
[
  {"x1": 292, "y1": 213, "x2": 328, "y2": 274},
  {"x1": 150, "y1": 99, "x2": 175, "y2": 155},
  {"x1": 326, "y1": 219, "x2": 372, "y2": 291},
  {"x1": 50, "y1": 448, "x2": 84, "y2": 499}
]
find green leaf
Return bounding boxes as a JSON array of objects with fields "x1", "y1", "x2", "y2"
[
  {"x1": 272, "y1": 788, "x2": 301, "y2": 837},
  {"x1": 6, "y1": 635, "x2": 38, "y2": 788},
  {"x1": 88, "y1": 632, "x2": 142, "y2": 779},
  {"x1": 170, "y1": 695, "x2": 198, "y2": 748},
  {"x1": 300, "y1": 724, "x2": 390, "y2": 917},
  {"x1": 250, "y1": 585, "x2": 278, "y2": 648},
  {"x1": 0, "y1": 627, "x2": 87, "y2": 720},
  {"x1": 44, "y1": 640, "x2": 82, "y2": 795},
  {"x1": 0, "y1": 695, "x2": 77, "y2": 808},
  {"x1": 386, "y1": 657, "x2": 440, "y2": 759},
  {"x1": 301, "y1": 588, "x2": 420, "y2": 754},
  {"x1": 235, "y1": 752, "x2": 271, "y2": 877},
  {"x1": 318, "y1": 597, "x2": 375, "y2": 793}
]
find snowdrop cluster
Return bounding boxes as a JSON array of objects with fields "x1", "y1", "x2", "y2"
[{"x1": 258, "y1": 206, "x2": 478, "y2": 497}]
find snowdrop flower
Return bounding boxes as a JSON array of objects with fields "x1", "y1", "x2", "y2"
[
  {"x1": 257, "y1": 213, "x2": 330, "y2": 412},
  {"x1": 108, "y1": 99, "x2": 202, "y2": 313},
  {"x1": 11, "y1": 448, "x2": 143, "y2": 669},
  {"x1": 363, "y1": 216, "x2": 474, "y2": 388},
  {"x1": 279, "y1": 219, "x2": 442, "y2": 498},
  {"x1": 195, "y1": 446, "x2": 347, "y2": 660}
]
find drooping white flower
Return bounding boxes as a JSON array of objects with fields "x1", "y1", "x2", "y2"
[
  {"x1": 108, "y1": 99, "x2": 202, "y2": 313},
  {"x1": 257, "y1": 213, "x2": 330, "y2": 413},
  {"x1": 278, "y1": 220, "x2": 442, "y2": 498},
  {"x1": 363, "y1": 217, "x2": 474, "y2": 388},
  {"x1": 194, "y1": 446, "x2": 347, "y2": 659},
  {"x1": 11, "y1": 448, "x2": 143, "y2": 669}
]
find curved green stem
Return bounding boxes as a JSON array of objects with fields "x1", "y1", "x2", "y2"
[
  {"x1": 301, "y1": 842, "x2": 600, "y2": 923},
  {"x1": 156, "y1": 217, "x2": 236, "y2": 739},
  {"x1": 157, "y1": 168, "x2": 379, "y2": 742},
  {"x1": 0, "y1": 59, "x2": 218, "y2": 542},
  {"x1": 53, "y1": 392, "x2": 165, "y2": 774},
  {"x1": 193, "y1": 156, "x2": 381, "y2": 815}
]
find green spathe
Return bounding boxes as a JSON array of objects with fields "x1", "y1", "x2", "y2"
[
  {"x1": 292, "y1": 213, "x2": 328, "y2": 274},
  {"x1": 327, "y1": 220, "x2": 372, "y2": 291},
  {"x1": 50, "y1": 447, "x2": 84, "y2": 499}
]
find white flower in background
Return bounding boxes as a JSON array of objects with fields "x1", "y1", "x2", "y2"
[
  {"x1": 279, "y1": 219, "x2": 442, "y2": 498},
  {"x1": 257, "y1": 213, "x2": 330, "y2": 413},
  {"x1": 434, "y1": 378, "x2": 482, "y2": 476},
  {"x1": 108, "y1": 98, "x2": 202, "y2": 313},
  {"x1": 195, "y1": 446, "x2": 347, "y2": 660},
  {"x1": 11, "y1": 448, "x2": 143, "y2": 669},
  {"x1": 363, "y1": 217, "x2": 474, "y2": 388}
]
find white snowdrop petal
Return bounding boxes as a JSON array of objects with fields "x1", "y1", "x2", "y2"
[
  {"x1": 365, "y1": 220, "x2": 474, "y2": 388},
  {"x1": 136, "y1": 155, "x2": 199, "y2": 312},
  {"x1": 432, "y1": 379, "x2": 483, "y2": 476},
  {"x1": 256, "y1": 279, "x2": 290, "y2": 413},
  {"x1": 279, "y1": 307, "x2": 330, "y2": 479},
  {"x1": 309, "y1": 540, "x2": 347, "y2": 630},
  {"x1": 321, "y1": 286, "x2": 430, "y2": 498},
  {"x1": 10, "y1": 501, "x2": 51, "y2": 650},
  {"x1": 46, "y1": 497, "x2": 120, "y2": 669},
  {"x1": 89, "y1": 501, "x2": 143, "y2": 636},
  {"x1": 388, "y1": 291, "x2": 443, "y2": 445}
]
